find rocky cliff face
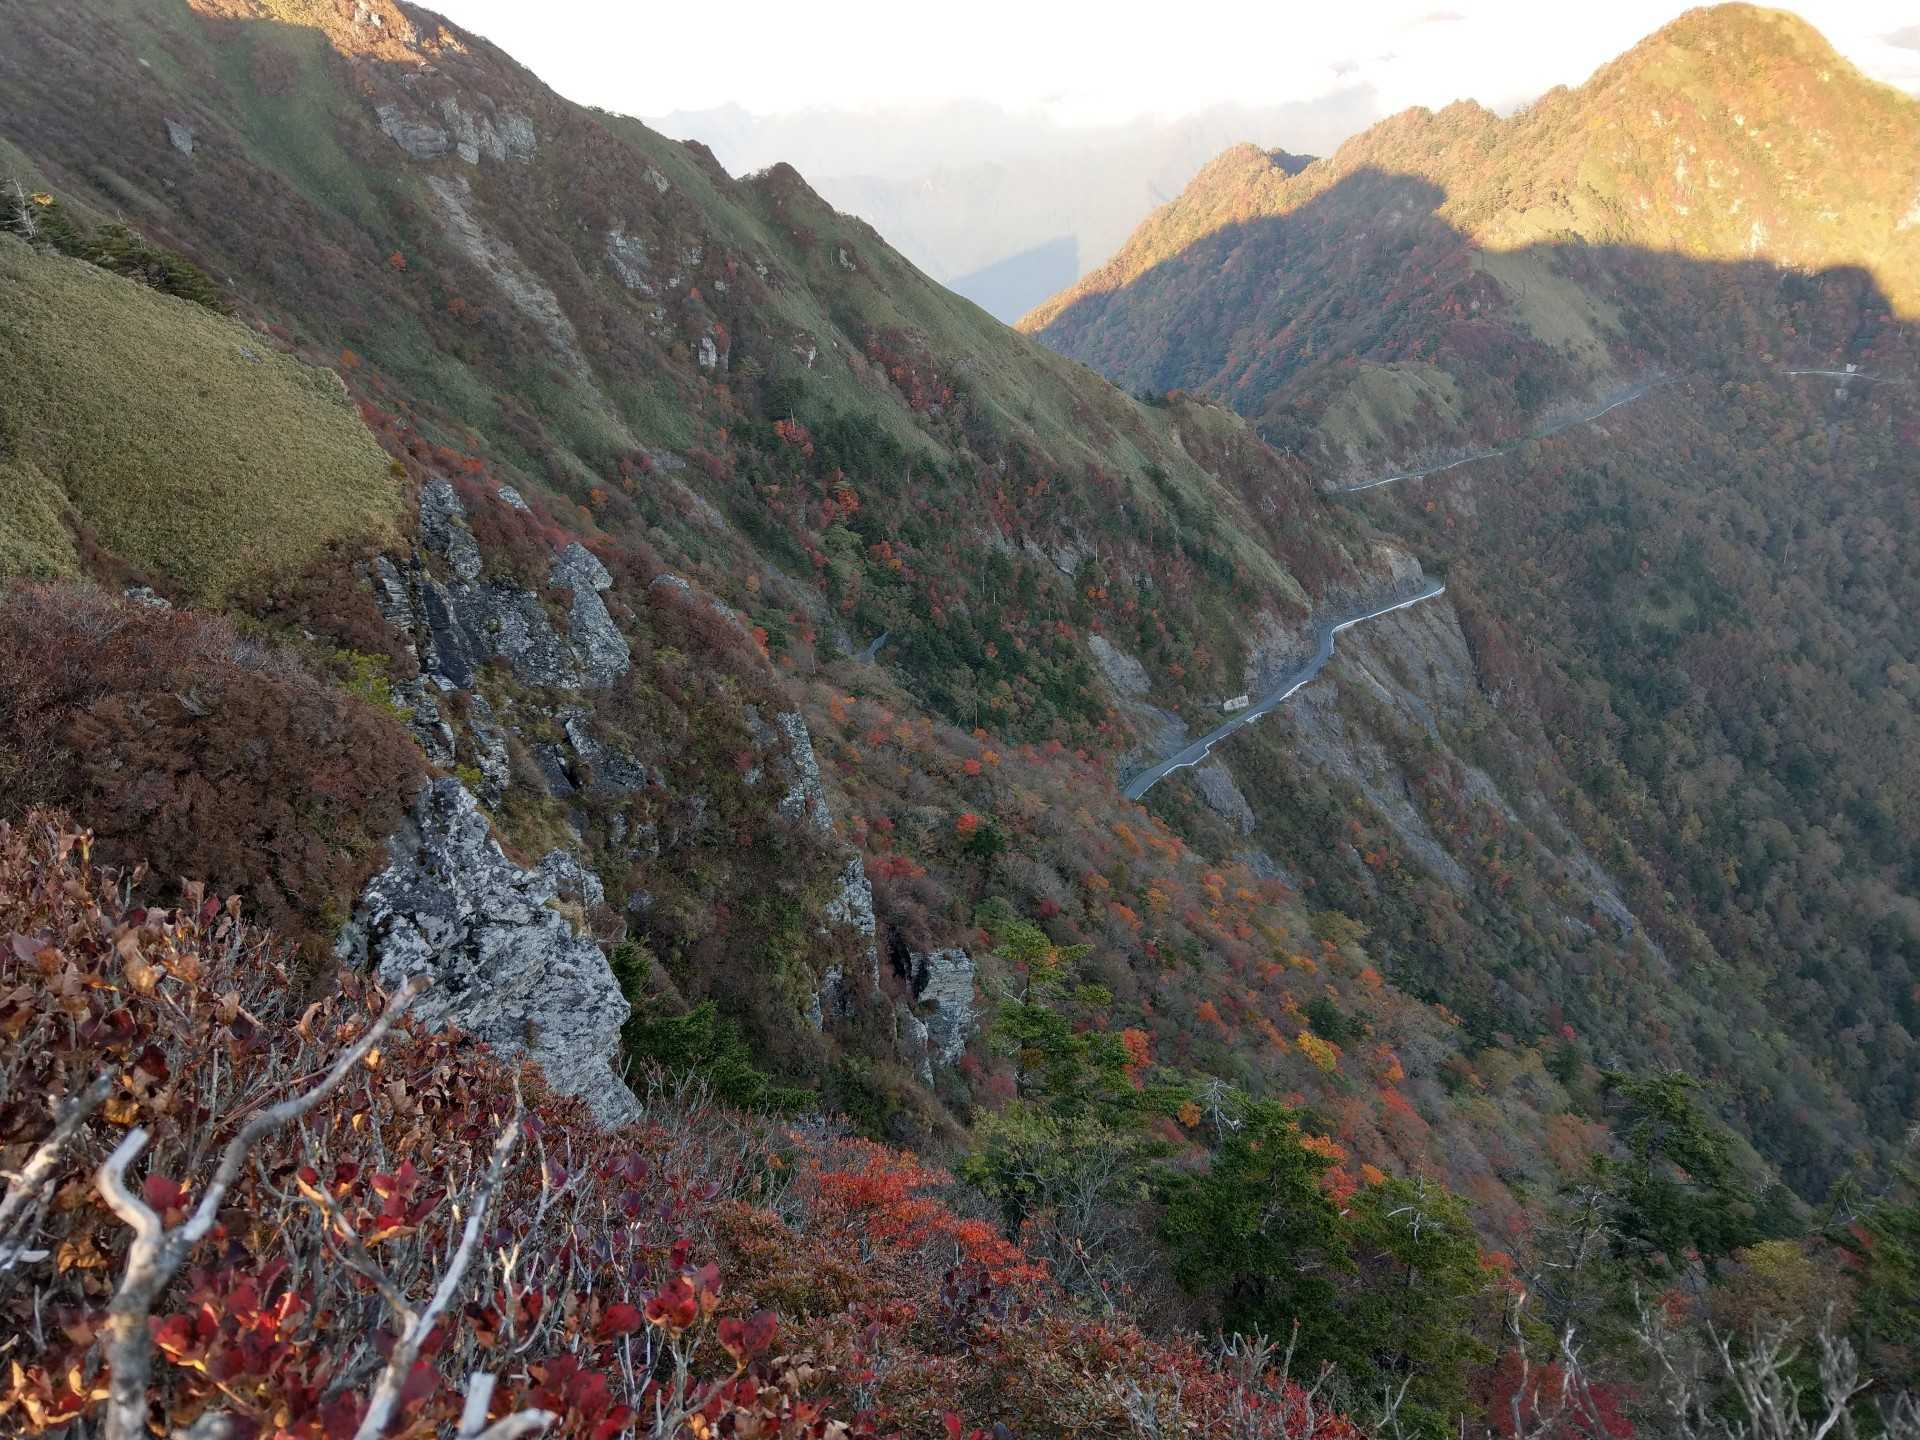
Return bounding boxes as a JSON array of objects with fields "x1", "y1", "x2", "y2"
[{"x1": 336, "y1": 778, "x2": 639, "y2": 1127}]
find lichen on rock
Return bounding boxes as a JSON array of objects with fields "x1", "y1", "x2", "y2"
[
  {"x1": 551, "y1": 542, "x2": 630, "y2": 686},
  {"x1": 374, "y1": 101, "x2": 450, "y2": 160}
]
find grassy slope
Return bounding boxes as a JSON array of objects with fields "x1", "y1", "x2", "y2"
[{"x1": 0, "y1": 237, "x2": 400, "y2": 601}]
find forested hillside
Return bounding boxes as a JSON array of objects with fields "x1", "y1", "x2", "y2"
[
  {"x1": 3, "y1": 1, "x2": 1919, "y2": 1434},
  {"x1": 1025, "y1": 1, "x2": 1920, "y2": 1198}
]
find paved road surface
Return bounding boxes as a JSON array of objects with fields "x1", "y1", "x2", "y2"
[
  {"x1": 1338, "y1": 365, "x2": 1903, "y2": 496},
  {"x1": 1119, "y1": 361, "x2": 1899, "y2": 800},
  {"x1": 1785, "y1": 369, "x2": 1903, "y2": 383},
  {"x1": 1335, "y1": 380, "x2": 1662, "y2": 494},
  {"x1": 1122, "y1": 580, "x2": 1447, "y2": 801}
]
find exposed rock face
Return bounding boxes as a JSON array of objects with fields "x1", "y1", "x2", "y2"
[
  {"x1": 772, "y1": 711, "x2": 833, "y2": 832},
  {"x1": 606, "y1": 227, "x2": 653, "y2": 292},
  {"x1": 1087, "y1": 633, "x2": 1151, "y2": 698},
  {"x1": 364, "y1": 554, "x2": 453, "y2": 762},
  {"x1": 403, "y1": 482, "x2": 628, "y2": 691},
  {"x1": 822, "y1": 856, "x2": 877, "y2": 1000},
  {"x1": 336, "y1": 780, "x2": 638, "y2": 1127},
  {"x1": 535, "y1": 846, "x2": 604, "y2": 909},
  {"x1": 392, "y1": 676, "x2": 455, "y2": 765},
  {"x1": 551, "y1": 543, "x2": 630, "y2": 685},
  {"x1": 911, "y1": 947, "x2": 975, "y2": 1068},
  {"x1": 808, "y1": 966, "x2": 846, "y2": 1031},
  {"x1": 439, "y1": 96, "x2": 535, "y2": 165},
  {"x1": 368, "y1": 554, "x2": 416, "y2": 631},
  {"x1": 419, "y1": 479, "x2": 482, "y2": 581},
  {"x1": 1283, "y1": 605, "x2": 1475, "y2": 893},
  {"x1": 164, "y1": 119, "x2": 194, "y2": 156},
  {"x1": 898, "y1": 1009, "x2": 933, "y2": 1085},
  {"x1": 426, "y1": 577, "x2": 577, "y2": 689},
  {"x1": 562, "y1": 712, "x2": 650, "y2": 794},
  {"x1": 375, "y1": 102, "x2": 451, "y2": 160},
  {"x1": 1025, "y1": 537, "x2": 1086, "y2": 580},
  {"x1": 1190, "y1": 761, "x2": 1257, "y2": 836},
  {"x1": 465, "y1": 693, "x2": 512, "y2": 805},
  {"x1": 426, "y1": 175, "x2": 588, "y2": 373}
]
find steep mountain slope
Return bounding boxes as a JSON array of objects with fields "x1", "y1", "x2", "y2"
[
  {"x1": 1026, "y1": 5, "x2": 1920, "y2": 472},
  {"x1": 7, "y1": 0, "x2": 1920, "y2": 1427},
  {"x1": 646, "y1": 96, "x2": 1357, "y2": 321},
  {"x1": 1, "y1": 0, "x2": 1529, "y2": 1196},
  {"x1": 1024, "y1": 3, "x2": 1920, "y2": 1199},
  {"x1": 0, "y1": 234, "x2": 401, "y2": 599}
]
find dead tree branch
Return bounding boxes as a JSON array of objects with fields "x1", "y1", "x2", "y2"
[
  {"x1": 0, "y1": 1071, "x2": 112, "y2": 1281},
  {"x1": 94, "y1": 977, "x2": 425, "y2": 1440}
]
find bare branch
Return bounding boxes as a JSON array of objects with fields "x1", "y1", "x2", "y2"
[
  {"x1": 0, "y1": 1072, "x2": 113, "y2": 1278},
  {"x1": 350, "y1": 1099, "x2": 522, "y2": 1440},
  {"x1": 4, "y1": 178, "x2": 37, "y2": 240},
  {"x1": 94, "y1": 978, "x2": 425, "y2": 1440}
]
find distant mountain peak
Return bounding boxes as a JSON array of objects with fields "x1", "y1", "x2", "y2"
[{"x1": 1027, "y1": 2, "x2": 1920, "y2": 357}]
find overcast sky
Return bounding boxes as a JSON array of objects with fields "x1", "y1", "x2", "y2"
[{"x1": 430, "y1": 0, "x2": 1920, "y2": 127}]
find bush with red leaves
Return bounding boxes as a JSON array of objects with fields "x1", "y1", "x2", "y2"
[
  {"x1": 0, "y1": 583, "x2": 424, "y2": 944},
  {"x1": 0, "y1": 812, "x2": 1361, "y2": 1440}
]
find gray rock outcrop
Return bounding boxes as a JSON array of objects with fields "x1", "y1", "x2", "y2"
[
  {"x1": 375, "y1": 102, "x2": 451, "y2": 160},
  {"x1": 337, "y1": 779, "x2": 638, "y2": 1127},
  {"x1": 551, "y1": 543, "x2": 630, "y2": 685},
  {"x1": 165, "y1": 119, "x2": 194, "y2": 157},
  {"x1": 419, "y1": 479, "x2": 482, "y2": 581},
  {"x1": 911, "y1": 947, "x2": 975, "y2": 1067},
  {"x1": 440, "y1": 96, "x2": 535, "y2": 165},
  {"x1": 1088, "y1": 633, "x2": 1151, "y2": 698},
  {"x1": 403, "y1": 481, "x2": 629, "y2": 691},
  {"x1": 465, "y1": 693, "x2": 512, "y2": 805},
  {"x1": 561, "y1": 711, "x2": 650, "y2": 794},
  {"x1": 898, "y1": 1009, "x2": 934, "y2": 1085},
  {"x1": 772, "y1": 711, "x2": 834, "y2": 832},
  {"x1": 606, "y1": 227, "x2": 653, "y2": 292}
]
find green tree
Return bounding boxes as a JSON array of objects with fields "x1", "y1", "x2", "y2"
[
  {"x1": 1848, "y1": 1160, "x2": 1920, "y2": 1379},
  {"x1": 1156, "y1": 1101, "x2": 1354, "y2": 1368},
  {"x1": 1594, "y1": 1069, "x2": 1763, "y2": 1273},
  {"x1": 982, "y1": 915, "x2": 1133, "y2": 1119},
  {"x1": 960, "y1": 1102, "x2": 1153, "y2": 1300},
  {"x1": 1343, "y1": 1177, "x2": 1493, "y2": 1440}
]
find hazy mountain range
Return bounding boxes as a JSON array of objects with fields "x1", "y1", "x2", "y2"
[{"x1": 644, "y1": 95, "x2": 1378, "y2": 318}]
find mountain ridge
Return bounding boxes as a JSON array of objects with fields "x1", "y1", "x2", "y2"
[
  {"x1": 5, "y1": 2, "x2": 1920, "y2": 1429},
  {"x1": 1025, "y1": 2, "x2": 1920, "y2": 457}
]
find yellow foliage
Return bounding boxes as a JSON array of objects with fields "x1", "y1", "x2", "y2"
[{"x1": 1296, "y1": 1030, "x2": 1342, "y2": 1073}]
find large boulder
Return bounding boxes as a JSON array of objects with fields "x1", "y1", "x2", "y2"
[{"x1": 336, "y1": 779, "x2": 639, "y2": 1127}]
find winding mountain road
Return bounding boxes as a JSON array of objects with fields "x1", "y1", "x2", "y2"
[
  {"x1": 1121, "y1": 360, "x2": 1900, "y2": 802},
  {"x1": 1785, "y1": 368, "x2": 1903, "y2": 383},
  {"x1": 1337, "y1": 365, "x2": 1902, "y2": 497},
  {"x1": 1122, "y1": 580, "x2": 1447, "y2": 801},
  {"x1": 1335, "y1": 379, "x2": 1664, "y2": 494}
]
